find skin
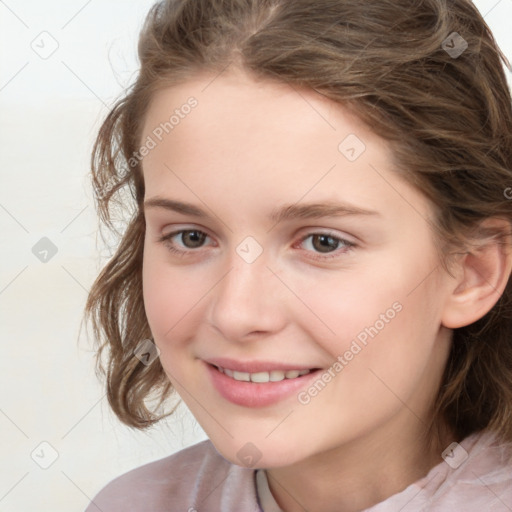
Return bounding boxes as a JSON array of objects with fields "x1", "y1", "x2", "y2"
[{"x1": 139, "y1": 67, "x2": 509, "y2": 511}]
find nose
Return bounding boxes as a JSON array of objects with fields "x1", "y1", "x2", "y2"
[{"x1": 206, "y1": 247, "x2": 288, "y2": 342}]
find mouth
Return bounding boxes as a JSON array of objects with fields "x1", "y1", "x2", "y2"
[{"x1": 205, "y1": 361, "x2": 323, "y2": 407}]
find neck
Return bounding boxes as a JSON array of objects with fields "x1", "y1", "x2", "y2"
[{"x1": 265, "y1": 416, "x2": 456, "y2": 512}]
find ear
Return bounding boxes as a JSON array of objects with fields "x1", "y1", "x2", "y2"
[{"x1": 441, "y1": 218, "x2": 512, "y2": 329}]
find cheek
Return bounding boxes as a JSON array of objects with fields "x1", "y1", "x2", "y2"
[
  {"x1": 142, "y1": 249, "x2": 214, "y2": 355},
  {"x1": 292, "y1": 263, "x2": 405, "y2": 360},
  {"x1": 142, "y1": 250, "x2": 186, "y2": 344},
  {"x1": 142, "y1": 262, "x2": 198, "y2": 384},
  {"x1": 298, "y1": 247, "x2": 443, "y2": 380}
]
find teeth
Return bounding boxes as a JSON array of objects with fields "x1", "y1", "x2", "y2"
[
  {"x1": 217, "y1": 366, "x2": 311, "y2": 382},
  {"x1": 233, "y1": 371, "x2": 250, "y2": 381},
  {"x1": 251, "y1": 371, "x2": 270, "y2": 383},
  {"x1": 269, "y1": 370, "x2": 285, "y2": 382}
]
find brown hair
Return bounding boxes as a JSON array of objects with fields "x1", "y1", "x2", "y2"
[{"x1": 84, "y1": 0, "x2": 512, "y2": 450}]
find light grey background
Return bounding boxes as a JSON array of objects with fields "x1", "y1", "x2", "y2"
[{"x1": 0, "y1": 1, "x2": 511, "y2": 510}]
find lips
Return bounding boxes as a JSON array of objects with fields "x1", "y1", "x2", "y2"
[{"x1": 204, "y1": 358, "x2": 322, "y2": 407}]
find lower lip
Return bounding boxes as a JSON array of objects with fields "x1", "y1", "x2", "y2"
[{"x1": 205, "y1": 362, "x2": 321, "y2": 407}]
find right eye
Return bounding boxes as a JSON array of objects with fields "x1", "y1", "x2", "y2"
[{"x1": 158, "y1": 229, "x2": 212, "y2": 255}]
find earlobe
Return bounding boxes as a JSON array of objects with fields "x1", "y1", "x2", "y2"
[{"x1": 441, "y1": 218, "x2": 512, "y2": 329}]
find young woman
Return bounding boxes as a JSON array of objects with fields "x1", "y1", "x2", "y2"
[{"x1": 84, "y1": 0, "x2": 512, "y2": 510}]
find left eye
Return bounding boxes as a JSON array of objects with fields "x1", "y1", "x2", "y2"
[
  {"x1": 297, "y1": 233, "x2": 355, "y2": 258},
  {"x1": 173, "y1": 230, "x2": 207, "y2": 248}
]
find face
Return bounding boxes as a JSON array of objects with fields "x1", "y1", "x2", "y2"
[{"x1": 141, "y1": 68, "x2": 455, "y2": 469}]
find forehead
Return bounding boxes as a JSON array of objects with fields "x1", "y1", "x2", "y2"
[
  {"x1": 140, "y1": 70, "x2": 431, "y2": 226},
  {"x1": 142, "y1": 69, "x2": 378, "y2": 155}
]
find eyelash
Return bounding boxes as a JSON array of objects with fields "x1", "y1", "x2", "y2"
[{"x1": 157, "y1": 229, "x2": 356, "y2": 261}]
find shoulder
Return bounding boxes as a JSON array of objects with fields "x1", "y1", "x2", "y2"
[
  {"x1": 441, "y1": 429, "x2": 512, "y2": 510},
  {"x1": 419, "y1": 430, "x2": 512, "y2": 511},
  {"x1": 368, "y1": 429, "x2": 512, "y2": 512},
  {"x1": 84, "y1": 439, "x2": 259, "y2": 512}
]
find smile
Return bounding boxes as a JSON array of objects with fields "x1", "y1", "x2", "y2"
[{"x1": 205, "y1": 361, "x2": 322, "y2": 407}]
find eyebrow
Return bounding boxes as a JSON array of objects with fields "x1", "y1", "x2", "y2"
[{"x1": 144, "y1": 197, "x2": 380, "y2": 223}]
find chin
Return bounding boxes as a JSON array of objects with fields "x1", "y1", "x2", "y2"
[{"x1": 210, "y1": 436, "x2": 305, "y2": 470}]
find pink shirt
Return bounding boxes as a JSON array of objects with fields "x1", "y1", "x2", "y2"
[{"x1": 85, "y1": 429, "x2": 512, "y2": 511}]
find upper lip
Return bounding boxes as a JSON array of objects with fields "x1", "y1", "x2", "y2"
[{"x1": 204, "y1": 357, "x2": 320, "y2": 373}]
